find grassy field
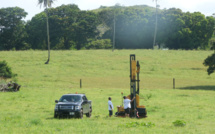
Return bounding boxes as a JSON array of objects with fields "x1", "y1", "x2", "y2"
[{"x1": 0, "y1": 50, "x2": 215, "y2": 134}]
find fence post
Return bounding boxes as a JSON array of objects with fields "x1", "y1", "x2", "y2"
[
  {"x1": 173, "y1": 78, "x2": 175, "y2": 89},
  {"x1": 80, "y1": 79, "x2": 82, "y2": 88}
]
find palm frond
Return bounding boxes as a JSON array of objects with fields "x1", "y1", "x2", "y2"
[{"x1": 38, "y1": 0, "x2": 56, "y2": 8}]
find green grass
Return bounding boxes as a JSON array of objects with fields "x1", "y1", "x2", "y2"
[{"x1": 0, "y1": 50, "x2": 215, "y2": 134}]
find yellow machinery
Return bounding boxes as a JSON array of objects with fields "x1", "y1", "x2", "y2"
[{"x1": 116, "y1": 54, "x2": 147, "y2": 118}]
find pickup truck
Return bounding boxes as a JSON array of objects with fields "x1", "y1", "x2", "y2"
[{"x1": 54, "y1": 93, "x2": 92, "y2": 118}]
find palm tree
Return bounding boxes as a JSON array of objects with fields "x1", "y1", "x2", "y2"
[
  {"x1": 152, "y1": 0, "x2": 159, "y2": 48},
  {"x1": 38, "y1": 0, "x2": 55, "y2": 64}
]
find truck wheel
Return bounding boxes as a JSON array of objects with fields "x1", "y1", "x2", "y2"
[
  {"x1": 86, "y1": 108, "x2": 92, "y2": 117},
  {"x1": 79, "y1": 110, "x2": 83, "y2": 119},
  {"x1": 54, "y1": 112, "x2": 58, "y2": 118}
]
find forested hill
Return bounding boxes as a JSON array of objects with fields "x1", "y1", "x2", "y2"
[
  {"x1": 92, "y1": 4, "x2": 155, "y2": 13},
  {"x1": 0, "y1": 4, "x2": 214, "y2": 50}
]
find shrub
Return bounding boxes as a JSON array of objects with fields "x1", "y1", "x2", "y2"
[
  {"x1": 30, "y1": 118, "x2": 42, "y2": 126},
  {"x1": 86, "y1": 39, "x2": 112, "y2": 49},
  {"x1": 0, "y1": 60, "x2": 17, "y2": 79},
  {"x1": 172, "y1": 120, "x2": 186, "y2": 127}
]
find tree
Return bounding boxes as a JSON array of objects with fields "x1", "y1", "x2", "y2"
[
  {"x1": 204, "y1": 13, "x2": 215, "y2": 75},
  {"x1": 48, "y1": 4, "x2": 80, "y2": 49},
  {"x1": 26, "y1": 13, "x2": 47, "y2": 49},
  {"x1": 27, "y1": 4, "x2": 80, "y2": 50},
  {"x1": 25, "y1": 4, "x2": 215, "y2": 50},
  {"x1": 158, "y1": 9, "x2": 215, "y2": 49},
  {"x1": 27, "y1": 4, "x2": 99, "y2": 50},
  {"x1": 74, "y1": 11, "x2": 100, "y2": 49},
  {"x1": 0, "y1": 60, "x2": 17, "y2": 80},
  {"x1": 203, "y1": 53, "x2": 215, "y2": 75},
  {"x1": 38, "y1": 0, "x2": 55, "y2": 64},
  {"x1": 0, "y1": 7, "x2": 28, "y2": 50},
  {"x1": 99, "y1": 6, "x2": 154, "y2": 49}
]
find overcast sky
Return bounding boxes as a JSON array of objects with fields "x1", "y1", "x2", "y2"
[{"x1": 1, "y1": 0, "x2": 215, "y2": 21}]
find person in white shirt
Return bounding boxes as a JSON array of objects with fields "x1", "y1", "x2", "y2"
[
  {"x1": 108, "y1": 97, "x2": 113, "y2": 117},
  {"x1": 123, "y1": 96, "x2": 135, "y2": 117}
]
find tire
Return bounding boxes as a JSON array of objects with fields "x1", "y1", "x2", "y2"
[
  {"x1": 143, "y1": 109, "x2": 147, "y2": 117},
  {"x1": 54, "y1": 111, "x2": 58, "y2": 118},
  {"x1": 86, "y1": 108, "x2": 92, "y2": 117},
  {"x1": 79, "y1": 109, "x2": 83, "y2": 119}
]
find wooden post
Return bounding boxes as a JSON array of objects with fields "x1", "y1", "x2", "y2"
[
  {"x1": 80, "y1": 79, "x2": 82, "y2": 88},
  {"x1": 173, "y1": 78, "x2": 175, "y2": 89}
]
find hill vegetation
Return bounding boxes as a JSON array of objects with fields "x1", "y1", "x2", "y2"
[{"x1": 0, "y1": 4, "x2": 215, "y2": 50}]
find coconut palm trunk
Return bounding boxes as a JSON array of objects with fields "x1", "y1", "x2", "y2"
[{"x1": 45, "y1": 8, "x2": 50, "y2": 64}]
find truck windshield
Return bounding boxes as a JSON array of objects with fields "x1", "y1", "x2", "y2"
[{"x1": 59, "y1": 95, "x2": 82, "y2": 102}]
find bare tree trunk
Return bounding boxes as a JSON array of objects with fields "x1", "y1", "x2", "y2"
[
  {"x1": 112, "y1": 11, "x2": 115, "y2": 52},
  {"x1": 45, "y1": 7, "x2": 50, "y2": 64},
  {"x1": 153, "y1": 0, "x2": 158, "y2": 49}
]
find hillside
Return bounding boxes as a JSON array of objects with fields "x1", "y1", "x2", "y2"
[
  {"x1": 92, "y1": 4, "x2": 156, "y2": 13},
  {"x1": 1, "y1": 50, "x2": 214, "y2": 89}
]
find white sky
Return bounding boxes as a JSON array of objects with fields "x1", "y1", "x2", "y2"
[{"x1": 0, "y1": 0, "x2": 215, "y2": 21}]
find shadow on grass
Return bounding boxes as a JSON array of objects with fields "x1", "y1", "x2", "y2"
[
  {"x1": 191, "y1": 68, "x2": 204, "y2": 70},
  {"x1": 179, "y1": 85, "x2": 215, "y2": 91},
  {"x1": 46, "y1": 117, "x2": 54, "y2": 120},
  {"x1": 46, "y1": 116, "x2": 81, "y2": 120}
]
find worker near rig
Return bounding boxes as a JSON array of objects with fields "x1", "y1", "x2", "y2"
[{"x1": 123, "y1": 96, "x2": 135, "y2": 117}]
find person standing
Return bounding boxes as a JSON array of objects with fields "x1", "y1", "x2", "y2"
[
  {"x1": 123, "y1": 96, "x2": 135, "y2": 117},
  {"x1": 108, "y1": 97, "x2": 113, "y2": 117}
]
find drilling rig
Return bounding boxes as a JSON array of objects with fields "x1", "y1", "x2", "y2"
[{"x1": 116, "y1": 54, "x2": 147, "y2": 118}]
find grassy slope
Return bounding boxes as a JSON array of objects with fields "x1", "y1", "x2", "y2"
[{"x1": 0, "y1": 50, "x2": 215, "y2": 134}]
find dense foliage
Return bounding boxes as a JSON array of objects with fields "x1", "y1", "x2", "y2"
[
  {"x1": 0, "y1": 4, "x2": 215, "y2": 50},
  {"x1": 0, "y1": 7, "x2": 28, "y2": 50},
  {"x1": 0, "y1": 60, "x2": 17, "y2": 79},
  {"x1": 100, "y1": 6, "x2": 215, "y2": 49},
  {"x1": 203, "y1": 53, "x2": 215, "y2": 75},
  {"x1": 26, "y1": 4, "x2": 100, "y2": 50}
]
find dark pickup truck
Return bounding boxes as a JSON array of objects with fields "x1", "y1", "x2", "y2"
[{"x1": 54, "y1": 94, "x2": 92, "y2": 118}]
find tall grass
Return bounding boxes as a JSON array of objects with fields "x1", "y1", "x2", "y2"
[{"x1": 0, "y1": 50, "x2": 214, "y2": 133}]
